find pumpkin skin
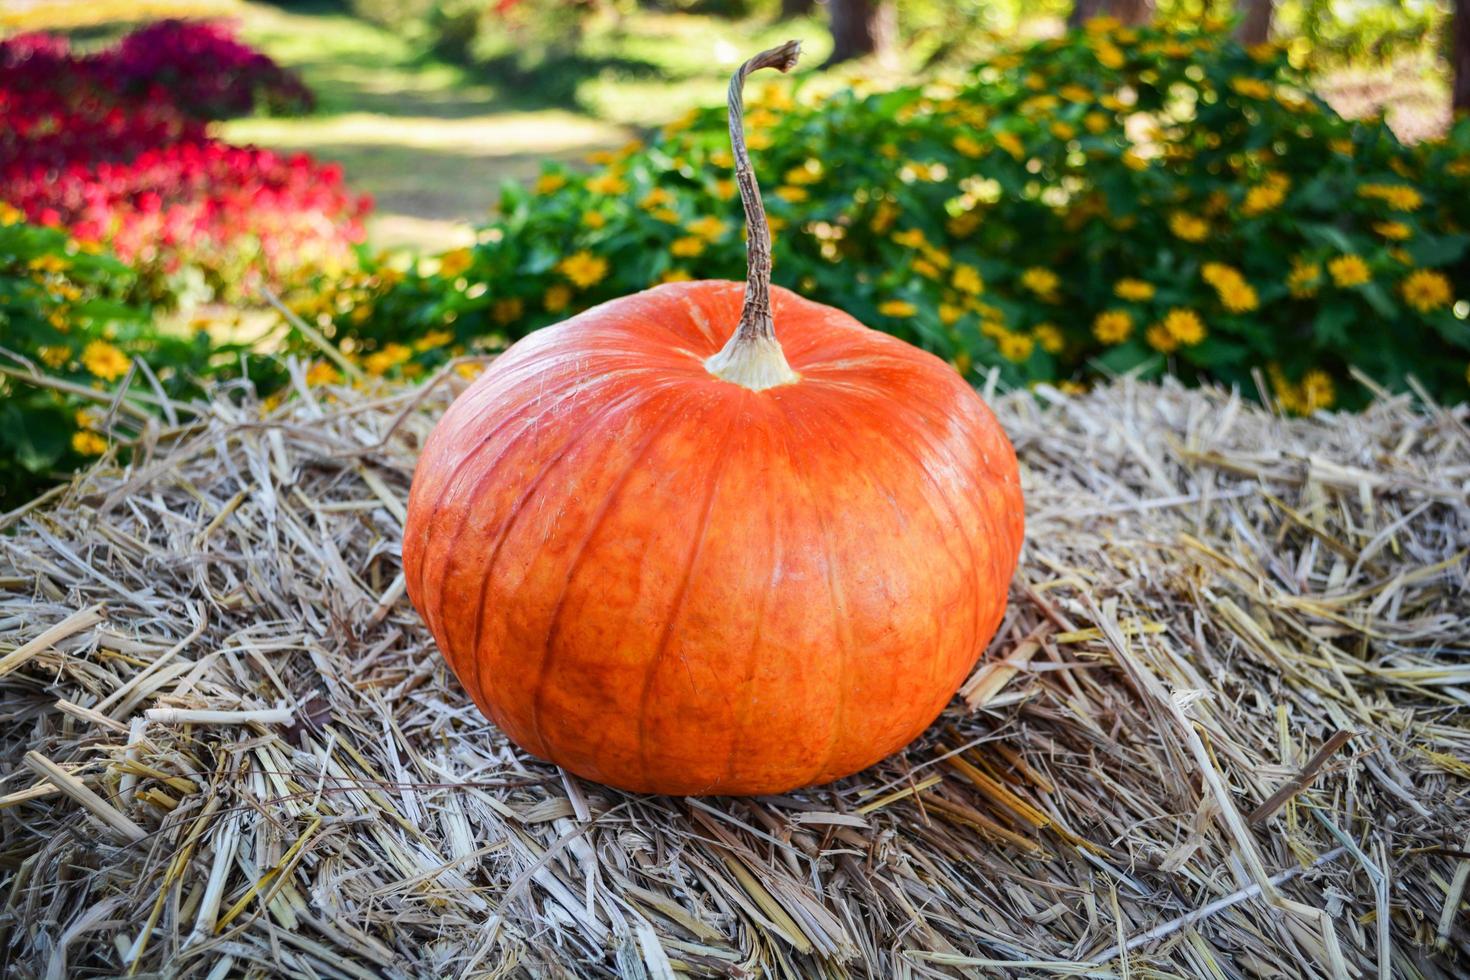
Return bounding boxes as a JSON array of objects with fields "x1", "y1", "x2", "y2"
[{"x1": 403, "y1": 280, "x2": 1024, "y2": 795}]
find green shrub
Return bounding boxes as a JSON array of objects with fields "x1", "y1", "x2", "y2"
[
  {"x1": 0, "y1": 210, "x2": 275, "y2": 505},
  {"x1": 317, "y1": 21, "x2": 1470, "y2": 411}
]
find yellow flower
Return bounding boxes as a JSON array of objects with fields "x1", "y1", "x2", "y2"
[
  {"x1": 1301, "y1": 370, "x2": 1335, "y2": 410},
  {"x1": 455, "y1": 362, "x2": 485, "y2": 381},
  {"x1": 1327, "y1": 254, "x2": 1370, "y2": 288},
  {"x1": 1059, "y1": 84, "x2": 1093, "y2": 103},
  {"x1": 1092, "y1": 309, "x2": 1133, "y2": 344},
  {"x1": 1217, "y1": 278, "x2": 1259, "y2": 313},
  {"x1": 912, "y1": 258, "x2": 942, "y2": 280},
  {"x1": 670, "y1": 236, "x2": 706, "y2": 258},
  {"x1": 39, "y1": 345, "x2": 70, "y2": 368},
  {"x1": 364, "y1": 342, "x2": 412, "y2": 376},
  {"x1": 1083, "y1": 112, "x2": 1110, "y2": 134},
  {"x1": 582, "y1": 210, "x2": 606, "y2": 229},
  {"x1": 951, "y1": 264, "x2": 984, "y2": 296},
  {"x1": 1032, "y1": 323, "x2": 1064, "y2": 353},
  {"x1": 951, "y1": 351, "x2": 972, "y2": 375},
  {"x1": 952, "y1": 134, "x2": 983, "y2": 158},
  {"x1": 1019, "y1": 267, "x2": 1060, "y2": 298},
  {"x1": 585, "y1": 149, "x2": 617, "y2": 165},
  {"x1": 640, "y1": 187, "x2": 674, "y2": 210},
  {"x1": 414, "y1": 329, "x2": 455, "y2": 352},
  {"x1": 713, "y1": 179, "x2": 736, "y2": 201},
  {"x1": 783, "y1": 161, "x2": 822, "y2": 185},
  {"x1": 1168, "y1": 211, "x2": 1209, "y2": 242},
  {"x1": 439, "y1": 248, "x2": 473, "y2": 278},
  {"x1": 1373, "y1": 221, "x2": 1411, "y2": 240},
  {"x1": 1230, "y1": 77, "x2": 1272, "y2": 100},
  {"x1": 685, "y1": 216, "x2": 726, "y2": 241},
  {"x1": 1162, "y1": 308, "x2": 1206, "y2": 345},
  {"x1": 585, "y1": 172, "x2": 628, "y2": 196},
  {"x1": 558, "y1": 251, "x2": 609, "y2": 288},
  {"x1": 878, "y1": 300, "x2": 917, "y2": 317},
  {"x1": 1247, "y1": 42, "x2": 1279, "y2": 62},
  {"x1": 1050, "y1": 121, "x2": 1077, "y2": 141},
  {"x1": 891, "y1": 228, "x2": 927, "y2": 250},
  {"x1": 1121, "y1": 149, "x2": 1149, "y2": 171},
  {"x1": 306, "y1": 361, "x2": 339, "y2": 386},
  {"x1": 493, "y1": 297, "x2": 524, "y2": 325},
  {"x1": 659, "y1": 268, "x2": 693, "y2": 283},
  {"x1": 870, "y1": 201, "x2": 899, "y2": 235},
  {"x1": 774, "y1": 186, "x2": 808, "y2": 203},
  {"x1": 1242, "y1": 181, "x2": 1287, "y2": 216},
  {"x1": 0, "y1": 201, "x2": 24, "y2": 225},
  {"x1": 544, "y1": 284, "x2": 572, "y2": 313},
  {"x1": 534, "y1": 173, "x2": 567, "y2": 195},
  {"x1": 1095, "y1": 43, "x2": 1125, "y2": 69},
  {"x1": 1113, "y1": 278, "x2": 1154, "y2": 301},
  {"x1": 649, "y1": 207, "x2": 680, "y2": 224},
  {"x1": 71, "y1": 430, "x2": 107, "y2": 456},
  {"x1": 1145, "y1": 323, "x2": 1178, "y2": 353},
  {"x1": 995, "y1": 132, "x2": 1025, "y2": 160},
  {"x1": 1401, "y1": 270, "x2": 1452, "y2": 313},
  {"x1": 947, "y1": 210, "x2": 982, "y2": 237},
  {"x1": 1357, "y1": 184, "x2": 1421, "y2": 212},
  {"x1": 81, "y1": 340, "x2": 129, "y2": 381},
  {"x1": 938, "y1": 302, "x2": 964, "y2": 326},
  {"x1": 1287, "y1": 262, "x2": 1321, "y2": 298},
  {"x1": 28, "y1": 254, "x2": 69, "y2": 274},
  {"x1": 1329, "y1": 138, "x2": 1355, "y2": 156},
  {"x1": 998, "y1": 332, "x2": 1034, "y2": 362}
]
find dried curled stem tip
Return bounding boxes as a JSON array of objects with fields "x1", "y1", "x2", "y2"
[{"x1": 704, "y1": 40, "x2": 803, "y2": 392}]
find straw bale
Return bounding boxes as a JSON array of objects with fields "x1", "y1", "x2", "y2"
[{"x1": 1, "y1": 370, "x2": 1467, "y2": 978}]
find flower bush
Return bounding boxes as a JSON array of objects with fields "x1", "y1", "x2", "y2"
[
  {"x1": 0, "y1": 210, "x2": 272, "y2": 504},
  {"x1": 99, "y1": 19, "x2": 313, "y2": 119},
  {"x1": 320, "y1": 20, "x2": 1470, "y2": 409},
  {"x1": 4, "y1": 20, "x2": 312, "y2": 122},
  {"x1": 0, "y1": 28, "x2": 369, "y2": 302}
]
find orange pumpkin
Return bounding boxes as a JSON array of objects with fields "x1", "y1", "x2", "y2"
[{"x1": 403, "y1": 42, "x2": 1024, "y2": 795}]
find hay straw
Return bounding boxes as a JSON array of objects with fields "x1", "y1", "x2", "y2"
[{"x1": 2, "y1": 370, "x2": 1468, "y2": 977}]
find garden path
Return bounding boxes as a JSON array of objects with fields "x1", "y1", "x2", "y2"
[{"x1": 223, "y1": 2, "x2": 631, "y2": 251}]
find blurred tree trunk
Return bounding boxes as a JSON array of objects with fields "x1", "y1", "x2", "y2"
[
  {"x1": 823, "y1": 0, "x2": 897, "y2": 67},
  {"x1": 1069, "y1": 0, "x2": 1152, "y2": 29},
  {"x1": 780, "y1": 0, "x2": 815, "y2": 18},
  {"x1": 1455, "y1": 0, "x2": 1470, "y2": 113},
  {"x1": 1112, "y1": 0, "x2": 1154, "y2": 25},
  {"x1": 1238, "y1": 0, "x2": 1274, "y2": 45},
  {"x1": 1068, "y1": 0, "x2": 1107, "y2": 28}
]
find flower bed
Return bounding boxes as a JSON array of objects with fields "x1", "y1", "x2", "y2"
[
  {"x1": 0, "y1": 25, "x2": 367, "y2": 302},
  {"x1": 324, "y1": 21, "x2": 1470, "y2": 408}
]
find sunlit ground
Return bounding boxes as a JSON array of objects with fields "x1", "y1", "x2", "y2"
[{"x1": 222, "y1": 2, "x2": 630, "y2": 251}]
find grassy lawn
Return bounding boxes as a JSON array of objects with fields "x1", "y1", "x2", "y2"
[
  {"x1": 223, "y1": 2, "x2": 630, "y2": 252},
  {"x1": 219, "y1": 3, "x2": 831, "y2": 252}
]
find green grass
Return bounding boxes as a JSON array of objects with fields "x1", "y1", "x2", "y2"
[{"x1": 222, "y1": 2, "x2": 630, "y2": 251}]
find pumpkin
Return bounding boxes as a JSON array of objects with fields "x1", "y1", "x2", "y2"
[{"x1": 403, "y1": 41, "x2": 1024, "y2": 795}]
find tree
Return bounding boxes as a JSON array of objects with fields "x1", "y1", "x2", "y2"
[
  {"x1": 1238, "y1": 0, "x2": 1274, "y2": 45},
  {"x1": 1068, "y1": 0, "x2": 1153, "y2": 29},
  {"x1": 1456, "y1": 0, "x2": 1470, "y2": 113},
  {"x1": 823, "y1": 0, "x2": 898, "y2": 67}
]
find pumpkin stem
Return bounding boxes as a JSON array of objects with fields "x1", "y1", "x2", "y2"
[{"x1": 705, "y1": 39, "x2": 802, "y2": 392}]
